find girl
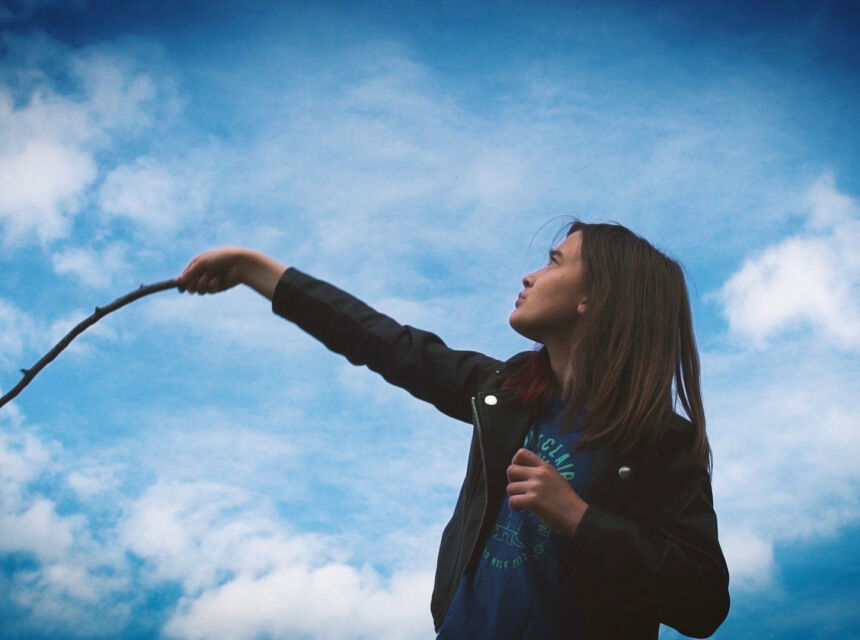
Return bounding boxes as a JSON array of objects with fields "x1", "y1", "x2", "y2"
[{"x1": 176, "y1": 219, "x2": 730, "y2": 639}]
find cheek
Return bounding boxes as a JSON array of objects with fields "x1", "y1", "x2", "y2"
[
  {"x1": 543, "y1": 282, "x2": 580, "y2": 314},
  {"x1": 523, "y1": 294, "x2": 575, "y2": 327}
]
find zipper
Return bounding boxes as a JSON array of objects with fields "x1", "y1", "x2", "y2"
[
  {"x1": 462, "y1": 395, "x2": 490, "y2": 569},
  {"x1": 438, "y1": 395, "x2": 490, "y2": 617}
]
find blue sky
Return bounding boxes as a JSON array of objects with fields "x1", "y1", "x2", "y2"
[{"x1": 0, "y1": 0, "x2": 858, "y2": 637}]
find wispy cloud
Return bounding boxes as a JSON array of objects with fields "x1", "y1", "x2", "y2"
[
  {"x1": 98, "y1": 155, "x2": 210, "y2": 235},
  {"x1": 51, "y1": 241, "x2": 131, "y2": 289},
  {"x1": 0, "y1": 298, "x2": 39, "y2": 370},
  {"x1": 713, "y1": 174, "x2": 860, "y2": 352},
  {"x1": 0, "y1": 293, "x2": 121, "y2": 389},
  {"x1": 0, "y1": 32, "x2": 173, "y2": 251},
  {"x1": 163, "y1": 563, "x2": 434, "y2": 640},
  {"x1": 0, "y1": 406, "x2": 439, "y2": 639},
  {"x1": 121, "y1": 479, "x2": 434, "y2": 640},
  {"x1": 0, "y1": 416, "x2": 133, "y2": 637},
  {"x1": 703, "y1": 175, "x2": 860, "y2": 592},
  {"x1": 718, "y1": 528, "x2": 775, "y2": 592},
  {"x1": 0, "y1": 76, "x2": 97, "y2": 244}
]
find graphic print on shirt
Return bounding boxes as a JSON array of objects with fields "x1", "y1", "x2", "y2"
[
  {"x1": 487, "y1": 509, "x2": 552, "y2": 567},
  {"x1": 436, "y1": 401, "x2": 593, "y2": 638},
  {"x1": 482, "y1": 420, "x2": 584, "y2": 571}
]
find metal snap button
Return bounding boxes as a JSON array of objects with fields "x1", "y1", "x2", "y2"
[
  {"x1": 484, "y1": 394, "x2": 498, "y2": 406},
  {"x1": 618, "y1": 465, "x2": 632, "y2": 480}
]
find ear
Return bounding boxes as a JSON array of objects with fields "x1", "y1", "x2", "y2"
[{"x1": 577, "y1": 297, "x2": 588, "y2": 314}]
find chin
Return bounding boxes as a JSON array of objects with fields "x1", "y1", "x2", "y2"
[{"x1": 509, "y1": 314, "x2": 540, "y2": 342}]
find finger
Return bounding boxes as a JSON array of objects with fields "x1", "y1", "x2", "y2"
[
  {"x1": 177, "y1": 275, "x2": 192, "y2": 293},
  {"x1": 196, "y1": 274, "x2": 211, "y2": 294},
  {"x1": 183, "y1": 275, "x2": 198, "y2": 293},
  {"x1": 506, "y1": 464, "x2": 534, "y2": 482},
  {"x1": 506, "y1": 480, "x2": 532, "y2": 496},
  {"x1": 512, "y1": 448, "x2": 543, "y2": 466},
  {"x1": 176, "y1": 269, "x2": 190, "y2": 292},
  {"x1": 208, "y1": 275, "x2": 221, "y2": 293},
  {"x1": 508, "y1": 493, "x2": 534, "y2": 512}
]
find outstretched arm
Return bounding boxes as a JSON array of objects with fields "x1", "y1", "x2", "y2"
[{"x1": 176, "y1": 248, "x2": 504, "y2": 423}]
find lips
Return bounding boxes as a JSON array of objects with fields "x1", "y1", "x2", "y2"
[{"x1": 516, "y1": 293, "x2": 526, "y2": 307}]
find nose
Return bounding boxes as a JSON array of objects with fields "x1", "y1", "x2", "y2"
[{"x1": 522, "y1": 271, "x2": 536, "y2": 288}]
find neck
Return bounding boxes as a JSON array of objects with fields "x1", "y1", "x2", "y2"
[{"x1": 544, "y1": 334, "x2": 576, "y2": 397}]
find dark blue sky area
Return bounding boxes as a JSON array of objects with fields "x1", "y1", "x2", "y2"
[
  {"x1": 5, "y1": 0, "x2": 856, "y2": 190},
  {"x1": 4, "y1": 0, "x2": 859, "y2": 76},
  {"x1": 715, "y1": 522, "x2": 860, "y2": 639}
]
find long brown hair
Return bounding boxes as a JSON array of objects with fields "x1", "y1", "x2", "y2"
[{"x1": 501, "y1": 219, "x2": 712, "y2": 475}]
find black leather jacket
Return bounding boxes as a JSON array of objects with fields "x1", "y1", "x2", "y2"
[{"x1": 272, "y1": 267, "x2": 731, "y2": 639}]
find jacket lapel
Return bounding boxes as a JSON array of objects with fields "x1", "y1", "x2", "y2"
[
  {"x1": 473, "y1": 389, "x2": 531, "y2": 501},
  {"x1": 475, "y1": 387, "x2": 634, "y2": 509}
]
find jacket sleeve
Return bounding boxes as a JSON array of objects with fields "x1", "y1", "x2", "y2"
[
  {"x1": 563, "y1": 424, "x2": 730, "y2": 638},
  {"x1": 271, "y1": 267, "x2": 503, "y2": 423}
]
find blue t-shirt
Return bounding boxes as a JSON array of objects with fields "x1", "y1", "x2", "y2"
[{"x1": 437, "y1": 399, "x2": 594, "y2": 639}]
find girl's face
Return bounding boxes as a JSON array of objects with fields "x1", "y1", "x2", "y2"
[{"x1": 509, "y1": 231, "x2": 589, "y2": 344}]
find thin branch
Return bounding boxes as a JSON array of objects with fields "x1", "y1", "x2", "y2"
[{"x1": 0, "y1": 279, "x2": 179, "y2": 410}]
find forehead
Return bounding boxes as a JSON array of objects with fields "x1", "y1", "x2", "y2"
[{"x1": 557, "y1": 230, "x2": 582, "y2": 256}]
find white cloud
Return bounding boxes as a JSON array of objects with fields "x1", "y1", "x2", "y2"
[
  {"x1": 0, "y1": 290, "x2": 125, "y2": 393},
  {"x1": 0, "y1": 419, "x2": 133, "y2": 636},
  {"x1": 8, "y1": 562, "x2": 132, "y2": 638},
  {"x1": 703, "y1": 338, "x2": 860, "y2": 593},
  {"x1": 0, "y1": 33, "x2": 169, "y2": 250},
  {"x1": 139, "y1": 284, "x2": 312, "y2": 356},
  {"x1": 7, "y1": 372, "x2": 445, "y2": 640},
  {"x1": 222, "y1": 40, "x2": 547, "y2": 298},
  {"x1": 0, "y1": 297, "x2": 40, "y2": 369},
  {"x1": 114, "y1": 415, "x2": 305, "y2": 500},
  {"x1": 44, "y1": 305, "x2": 121, "y2": 358},
  {"x1": 697, "y1": 177, "x2": 860, "y2": 595},
  {"x1": 224, "y1": 31, "x2": 814, "y2": 302},
  {"x1": 0, "y1": 84, "x2": 91, "y2": 247},
  {"x1": 68, "y1": 44, "x2": 159, "y2": 132},
  {"x1": 714, "y1": 174, "x2": 860, "y2": 352},
  {"x1": 712, "y1": 369, "x2": 860, "y2": 537},
  {"x1": 805, "y1": 173, "x2": 859, "y2": 231},
  {"x1": 98, "y1": 156, "x2": 209, "y2": 234},
  {"x1": 121, "y1": 479, "x2": 436, "y2": 640},
  {"x1": 719, "y1": 529, "x2": 775, "y2": 592},
  {"x1": 0, "y1": 426, "x2": 52, "y2": 501},
  {"x1": 51, "y1": 241, "x2": 131, "y2": 289},
  {"x1": 0, "y1": 498, "x2": 77, "y2": 561},
  {"x1": 67, "y1": 464, "x2": 120, "y2": 500},
  {"x1": 0, "y1": 133, "x2": 97, "y2": 246},
  {"x1": 164, "y1": 564, "x2": 434, "y2": 640}
]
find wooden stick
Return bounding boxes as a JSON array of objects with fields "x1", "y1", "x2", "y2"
[{"x1": 0, "y1": 279, "x2": 179, "y2": 410}]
